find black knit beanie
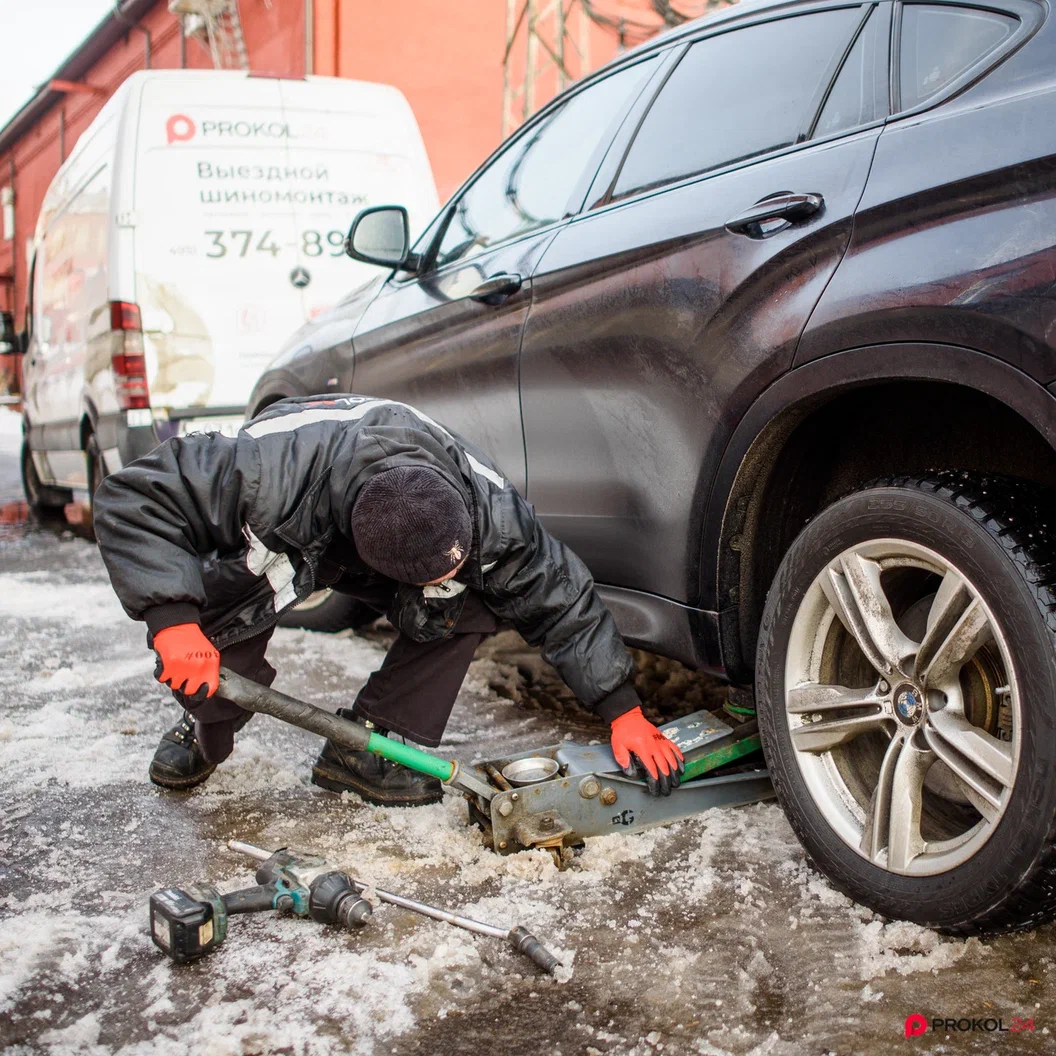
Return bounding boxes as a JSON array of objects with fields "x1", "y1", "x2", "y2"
[{"x1": 350, "y1": 466, "x2": 472, "y2": 584}]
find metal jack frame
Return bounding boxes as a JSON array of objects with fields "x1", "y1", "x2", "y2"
[{"x1": 218, "y1": 668, "x2": 773, "y2": 864}]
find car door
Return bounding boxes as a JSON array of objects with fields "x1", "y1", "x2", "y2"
[
  {"x1": 349, "y1": 57, "x2": 660, "y2": 495},
  {"x1": 518, "y1": 1, "x2": 891, "y2": 607}
]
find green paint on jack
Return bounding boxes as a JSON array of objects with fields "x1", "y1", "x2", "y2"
[
  {"x1": 366, "y1": 731, "x2": 456, "y2": 782},
  {"x1": 681, "y1": 735, "x2": 763, "y2": 783}
]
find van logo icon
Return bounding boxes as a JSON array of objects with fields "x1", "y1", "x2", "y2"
[
  {"x1": 290, "y1": 266, "x2": 311, "y2": 289},
  {"x1": 166, "y1": 114, "x2": 196, "y2": 144}
]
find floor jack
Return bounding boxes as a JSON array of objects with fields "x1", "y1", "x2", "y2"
[{"x1": 149, "y1": 667, "x2": 773, "y2": 973}]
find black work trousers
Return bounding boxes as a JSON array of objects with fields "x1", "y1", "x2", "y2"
[{"x1": 174, "y1": 590, "x2": 498, "y2": 761}]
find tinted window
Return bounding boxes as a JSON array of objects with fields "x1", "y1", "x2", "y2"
[
  {"x1": 815, "y1": 10, "x2": 886, "y2": 138},
  {"x1": 434, "y1": 60, "x2": 655, "y2": 268},
  {"x1": 614, "y1": 9, "x2": 861, "y2": 199},
  {"x1": 900, "y1": 5, "x2": 1016, "y2": 110}
]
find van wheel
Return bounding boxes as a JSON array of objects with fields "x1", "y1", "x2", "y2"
[
  {"x1": 756, "y1": 475, "x2": 1056, "y2": 934},
  {"x1": 21, "y1": 437, "x2": 72, "y2": 512},
  {"x1": 278, "y1": 590, "x2": 378, "y2": 633}
]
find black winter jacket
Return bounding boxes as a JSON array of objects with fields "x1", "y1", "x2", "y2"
[{"x1": 94, "y1": 395, "x2": 638, "y2": 721}]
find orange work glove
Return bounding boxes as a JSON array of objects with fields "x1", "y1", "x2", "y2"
[
  {"x1": 152, "y1": 623, "x2": 220, "y2": 703},
  {"x1": 610, "y1": 706, "x2": 685, "y2": 797}
]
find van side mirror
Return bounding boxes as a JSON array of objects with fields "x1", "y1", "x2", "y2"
[
  {"x1": 345, "y1": 206, "x2": 416, "y2": 271},
  {"x1": 0, "y1": 311, "x2": 22, "y2": 355}
]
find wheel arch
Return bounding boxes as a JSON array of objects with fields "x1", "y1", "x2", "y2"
[
  {"x1": 79, "y1": 404, "x2": 98, "y2": 449},
  {"x1": 246, "y1": 370, "x2": 307, "y2": 421},
  {"x1": 248, "y1": 391, "x2": 293, "y2": 421},
  {"x1": 707, "y1": 343, "x2": 1056, "y2": 683}
]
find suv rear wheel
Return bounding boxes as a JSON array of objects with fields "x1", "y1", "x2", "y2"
[{"x1": 756, "y1": 475, "x2": 1056, "y2": 934}]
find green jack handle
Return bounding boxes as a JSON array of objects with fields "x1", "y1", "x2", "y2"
[{"x1": 217, "y1": 667, "x2": 494, "y2": 800}]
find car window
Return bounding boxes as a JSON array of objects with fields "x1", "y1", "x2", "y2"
[
  {"x1": 899, "y1": 5, "x2": 1016, "y2": 111},
  {"x1": 434, "y1": 59, "x2": 656, "y2": 269},
  {"x1": 613, "y1": 8, "x2": 863, "y2": 200},
  {"x1": 815, "y1": 9, "x2": 887, "y2": 138}
]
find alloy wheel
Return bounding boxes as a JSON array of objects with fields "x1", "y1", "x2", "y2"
[{"x1": 784, "y1": 539, "x2": 1019, "y2": 877}]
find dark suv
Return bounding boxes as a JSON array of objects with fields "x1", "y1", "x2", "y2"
[{"x1": 248, "y1": 0, "x2": 1056, "y2": 934}]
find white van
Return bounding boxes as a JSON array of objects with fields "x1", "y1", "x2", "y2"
[{"x1": 18, "y1": 69, "x2": 438, "y2": 510}]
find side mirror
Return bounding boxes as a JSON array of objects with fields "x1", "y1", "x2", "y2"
[
  {"x1": 344, "y1": 206, "x2": 415, "y2": 271},
  {"x1": 0, "y1": 311, "x2": 22, "y2": 355}
]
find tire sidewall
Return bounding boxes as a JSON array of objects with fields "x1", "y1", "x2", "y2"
[
  {"x1": 757, "y1": 485, "x2": 1056, "y2": 929},
  {"x1": 87, "y1": 434, "x2": 106, "y2": 499},
  {"x1": 20, "y1": 436, "x2": 64, "y2": 511}
]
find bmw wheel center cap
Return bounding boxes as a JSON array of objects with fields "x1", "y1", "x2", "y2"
[{"x1": 893, "y1": 683, "x2": 925, "y2": 725}]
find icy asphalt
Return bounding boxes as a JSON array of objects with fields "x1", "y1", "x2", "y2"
[{"x1": 0, "y1": 407, "x2": 1054, "y2": 1056}]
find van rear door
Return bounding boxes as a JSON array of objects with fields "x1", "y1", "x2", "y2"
[
  {"x1": 134, "y1": 74, "x2": 300, "y2": 423},
  {"x1": 133, "y1": 74, "x2": 438, "y2": 430}
]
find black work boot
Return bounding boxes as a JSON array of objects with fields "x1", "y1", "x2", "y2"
[
  {"x1": 149, "y1": 712, "x2": 216, "y2": 790},
  {"x1": 311, "y1": 709, "x2": 443, "y2": 807},
  {"x1": 148, "y1": 711, "x2": 253, "y2": 790}
]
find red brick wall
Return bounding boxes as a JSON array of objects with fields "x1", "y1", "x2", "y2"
[
  {"x1": 315, "y1": 0, "x2": 637, "y2": 203},
  {"x1": 0, "y1": 0, "x2": 305, "y2": 390}
]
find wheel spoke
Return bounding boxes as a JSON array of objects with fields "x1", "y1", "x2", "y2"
[
  {"x1": 914, "y1": 569, "x2": 971, "y2": 679},
  {"x1": 787, "y1": 683, "x2": 882, "y2": 714},
  {"x1": 788, "y1": 684, "x2": 887, "y2": 753},
  {"x1": 887, "y1": 732, "x2": 935, "y2": 872},
  {"x1": 820, "y1": 553, "x2": 917, "y2": 677},
  {"x1": 861, "y1": 730, "x2": 904, "y2": 862},
  {"x1": 924, "y1": 709, "x2": 1013, "y2": 821},
  {"x1": 917, "y1": 597, "x2": 993, "y2": 689}
]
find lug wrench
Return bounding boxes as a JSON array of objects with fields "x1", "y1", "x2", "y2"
[{"x1": 229, "y1": 841, "x2": 561, "y2": 973}]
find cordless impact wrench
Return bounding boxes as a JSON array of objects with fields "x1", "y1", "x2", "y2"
[{"x1": 149, "y1": 844, "x2": 372, "y2": 963}]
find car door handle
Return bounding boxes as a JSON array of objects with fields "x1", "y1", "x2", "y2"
[
  {"x1": 469, "y1": 272, "x2": 523, "y2": 303},
  {"x1": 725, "y1": 193, "x2": 824, "y2": 236}
]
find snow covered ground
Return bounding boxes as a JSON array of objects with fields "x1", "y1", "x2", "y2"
[{"x1": 1, "y1": 412, "x2": 1054, "y2": 1055}]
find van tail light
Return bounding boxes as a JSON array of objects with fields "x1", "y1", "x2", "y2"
[{"x1": 109, "y1": 300, "x2": 150, "y2": 411}]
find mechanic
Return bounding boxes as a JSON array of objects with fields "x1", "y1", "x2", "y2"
[{"x1": 93, "y1": 395, "x2": 684, "y2": 807}]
